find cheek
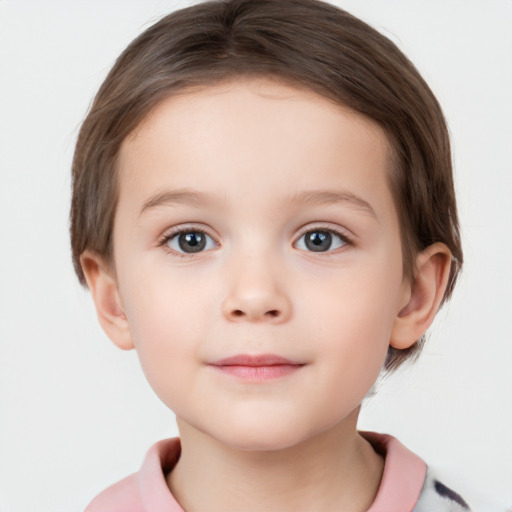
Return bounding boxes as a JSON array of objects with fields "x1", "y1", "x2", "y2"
[
  {"x1": 119, "y1": 272, "x2": 199, "y2": 387},
  {"x1": 309, "y1": 261, "x2": 402, "y2": 381},
  {"x1": 312, "y1": 257, "x2": 401, "y2": 337},
  {"x1": 121, "y1": 258, "x2": 207, "y2": 339},
  {"x1": 318, "y1": 299, "x2": 390, "y2": 384},
  {"x1": 306, "y1": 307, "x2": 390, "y2": 425},
  {"x1": 117, "y1": 262, "x2": 226, "y2": 404}
]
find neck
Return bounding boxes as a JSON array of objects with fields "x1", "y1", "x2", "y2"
[{"x1": 167, "y1": 411, "x2": 384, "y2": 512}]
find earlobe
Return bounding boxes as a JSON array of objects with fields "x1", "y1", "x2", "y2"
[
  {"x1": 390, "y1": 243, "x2": 452, "y2": 350},
  {"x1": 80, "y1": 251, "x2": 135, "y2": 351}
]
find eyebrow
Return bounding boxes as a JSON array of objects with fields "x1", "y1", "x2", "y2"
[
  {"x1": 139, "y1": 187, "x2": 377, "y2": 220},
  {"x1": 288, "y1": 190, "x2": 378, "y2": 220},
  {"x1": 139, "y1": 188, "x2": 222, "y2": 215}
]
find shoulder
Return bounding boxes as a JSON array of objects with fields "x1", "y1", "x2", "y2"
[
  {"x1": 361, "y1": 432, "x2": 480, "y2": 512},
  {"x1": 84, "y1": 473, "x2": 145, "y2": 512},
  {"x1": 414, "y1": 468, "x2": 472, "y2": 511},
  {"x1": 84, "y1": 437, "x2": 183, "y2": 512},
  {"x1": 415, "y1": 467, "x2": 510, "y2": 512}
]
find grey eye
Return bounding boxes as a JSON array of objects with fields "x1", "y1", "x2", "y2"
[
  {"x1": 167, "y1": 231, "x2": 217, "y2": 253},
  {"x1": 296, "y1": 230, "x2": 346, "y2": 252}
]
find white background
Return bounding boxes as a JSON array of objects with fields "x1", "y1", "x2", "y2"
[{"x1": 0, "y1": 1, "x2": 511, "y2": 511}]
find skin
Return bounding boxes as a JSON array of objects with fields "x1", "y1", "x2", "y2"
[{"x1": 82, "y1": 78, "x2": 452, "y2": 511}]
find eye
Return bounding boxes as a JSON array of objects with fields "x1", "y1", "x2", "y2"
[
  {"x1": 295, "y1": 229, "x2": 348, "y2": 253},
  {"x1": 165, "y1": 229, "x2": 218, "y2": 254}
]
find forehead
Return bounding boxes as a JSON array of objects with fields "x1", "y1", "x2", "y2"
[{"x1": 117, "y1": 78, "x2": 395, "y2": 221}]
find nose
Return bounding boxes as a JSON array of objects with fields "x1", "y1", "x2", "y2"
[{"x1": 222, "y1": 255, "x2": 292, "y2": 324}]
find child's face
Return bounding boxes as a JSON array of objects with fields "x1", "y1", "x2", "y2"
[{"x1": 112, "y1": 78, "x2": 410, "y2": 450}]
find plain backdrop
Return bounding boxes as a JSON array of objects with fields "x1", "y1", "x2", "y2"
[{"x1": 0, "y1": 1, "x2": 511, "y2": 511}]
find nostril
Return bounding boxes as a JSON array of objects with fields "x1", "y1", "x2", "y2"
[{"x1": 230, "y1": 309, "x2": 280, "y2": 319}]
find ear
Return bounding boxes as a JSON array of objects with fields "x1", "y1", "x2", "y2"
[
  {"x1": 80, "y1": 251, "x2": 134, "y2": 351},
  {"x1": 390, "y1": 242, "x2": 452, "y2": 350}
]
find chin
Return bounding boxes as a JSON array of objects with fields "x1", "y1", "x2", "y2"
[
  {"x1": 207, "y1": 412, "x2": 321, "y2": 453},
  {"x1": 220, "y1": 429, "x2": 307, "y2": 452}
]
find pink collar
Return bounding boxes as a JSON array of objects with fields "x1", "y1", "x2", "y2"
[
  {"x1": 362, "y1": 431, "x2": 426, "y2": 511},
  {"x1": 138, "y1": 432, "x2": 426, "y2": 511}
]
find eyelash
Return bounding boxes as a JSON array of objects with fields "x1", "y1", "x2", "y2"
[
  {"x1": 295, "y1": 225, "x2": 353, "y2": 254},
  {"x1": 158, "y1": 225, "x2": 353, "y2": 257},
  {"x1": 158, "y1": 226, "x2": 216, "y2": 258}
]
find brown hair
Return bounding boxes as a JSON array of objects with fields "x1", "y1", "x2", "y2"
[{"x1": 70, "y1": 0, "x2": 463, "y2": 371}]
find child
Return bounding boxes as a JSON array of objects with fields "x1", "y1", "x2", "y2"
[{"x1": 71, "y1": 0, "x2": 470, "y2": 510}]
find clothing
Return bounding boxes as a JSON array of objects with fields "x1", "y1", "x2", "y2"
[{"x1": 85, "y1": 432, "x2": 472, "y2": 512}]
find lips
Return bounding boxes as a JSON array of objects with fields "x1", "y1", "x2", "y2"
[
  {"x1": 209, "y1": 354, "x2": 304, "y2": 381},
  {"x1": 211, "y1": 354, "x2": 301, "y2": 366}
]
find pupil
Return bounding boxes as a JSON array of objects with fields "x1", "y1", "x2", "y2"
[
  {"x1": 179, "y1": 232, "x2": 206, "y2": 253},
  {"x1": 306, "y1": 231, "x2": 331, "y2": 252}
]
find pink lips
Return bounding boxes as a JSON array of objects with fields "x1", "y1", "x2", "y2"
[{"x1": 209, "y1": 354, "x2": 304, "y2": 381}]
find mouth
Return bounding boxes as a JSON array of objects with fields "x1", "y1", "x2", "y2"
[{"x1": 208, "y1": 354, "x2": 305, "y2": 381}]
